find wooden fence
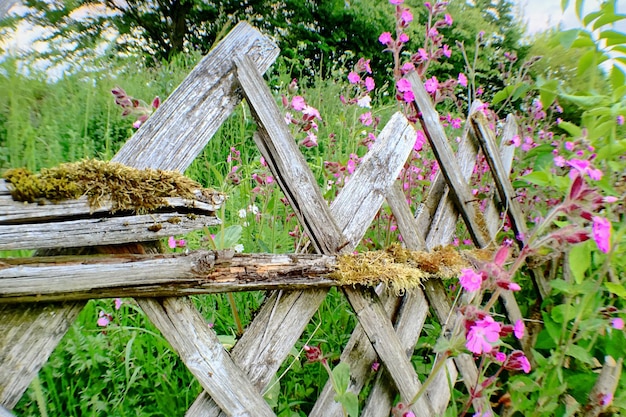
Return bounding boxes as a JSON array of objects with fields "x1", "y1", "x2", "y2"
[{"x1": 1, "y1": 22, "x2": 549, "y2": 416}]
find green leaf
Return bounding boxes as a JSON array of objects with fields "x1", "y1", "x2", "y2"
[
  {"x1": 577, "y1": 50, "x2": 596, "y2": 77},
  {"x1": 557, "y1": 121, "x2": 582, "y2": 137},
  {"x1": 542, "y1": 312, "x2": 562, "y2": 344},
  {"x1": 212, "y1": 225, "x2": 243, "y2": 250},
  {"x1": 520, "y1": 171, "x2": 551, "y2": 187},
  {"x1": 335, "y1": 392, "x2": 359, "y2": 417},
  {"x1": 575, "y1": 0, "x2": 584, "y2": 19},
  {"x1": 572, "y1": 32, "x2": 596, "y2": 48},
  {"x1": 565, "y1": 344, "x2": 594, "y2": 365},
  {"x1": 600, "y1": 29, "x2": 626, "y2": 46},
  {"x1": 593, "y1": 12, "x2": 626, "y2": 31},
  {"x1": 588, "y1": 120, "x2": 614, "y2": 140},
  {"x1": 605, "y1": 282, "x2": 626, "y2": 298},
  {"x1": 551, "y1": 304, "x2": 576, "y2": 324},
  {"x1": 561, "y1": 0, "x2": 570, "y2": 12},
  {"x1": 583, "y1": 10, "x2": 603, "y2": 27},
  {"x1": 332, "y1": 362, "x2": 350, "y2": 395},
  {"x1": 569, "y1": 242, "x2": 591, "y2": 284},
  {"x1": 560, "y1": 93, "x2": 609, "y2": 109},
  {"x1": 539, "y1": 80, "x2": 559, "y2": 109},
  {"x1": 559, "y1": 29, "x2": 580, "y2": 48}
]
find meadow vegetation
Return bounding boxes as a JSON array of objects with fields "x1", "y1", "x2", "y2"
[{"x1": 0, "y1": 0, "x2": 625, "y2": 416}]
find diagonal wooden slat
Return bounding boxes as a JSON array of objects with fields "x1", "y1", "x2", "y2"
[
  {"x1": 137, "y1": 297, "x2": 275, "y2": 416},
  {"x1": 187, "y1": 57, "x2": 416, "y2": 417},
  {"x1": 0, "y1": 23, "x2": 279, "y2": 411},
  {"x1": 112, "y1": 22, "x2": 279, "y2": 172},
  {"x1": 407, "y1": 72, "x2": 491, "y2": 247}
]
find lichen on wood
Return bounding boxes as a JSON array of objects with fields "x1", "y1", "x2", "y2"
[
  {"x1": 2, "y1": 159, "x2": 224, "y2": 213},
  {"x1": 331, "y1": 244, "x2": 475, "y2": 295}
]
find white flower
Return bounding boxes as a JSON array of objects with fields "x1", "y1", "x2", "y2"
[
  {"x1": 238, "y1": 208, "x2": 247, "y2": 218},
  {"x1": 357, "y1": 95, "x2": 372, "y2": 108},
  {"x1": 248, "y1": 204, "x2": 259, "y2": 215},
  {"x1": 234, "y1": 244, "x2": 244, "y2": 253}
]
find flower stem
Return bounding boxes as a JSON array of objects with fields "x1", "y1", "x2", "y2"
[{"x1": 408, "y1": 350, "x2": 451, "y2": 407}]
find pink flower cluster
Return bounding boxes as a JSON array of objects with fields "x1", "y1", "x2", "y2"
[
  {"x1": 282, "y1": 85, "x2": 323, "y2": 148},
  {"x1": 111, "y1": 86, "x2": 160, "y2": 129}
]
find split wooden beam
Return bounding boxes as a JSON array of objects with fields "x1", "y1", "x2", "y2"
[{"x1": 0, "y1": 252, "x2": 340, "y2": 303}]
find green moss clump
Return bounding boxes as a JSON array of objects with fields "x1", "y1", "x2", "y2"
[
  {"x1": 331, "y1": 244, "x2": 473, "y2": 295},
  {"x1": 2, "y1": 159, "x2": 218, "y2": 213}
]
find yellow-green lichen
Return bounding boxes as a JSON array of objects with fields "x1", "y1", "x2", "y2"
[
  {"x1": 331, "y1": 244, "x2": 485, "y2": 295},
  {"x1": 2, "y1": 159, "x2": 219, "y2": 213}
]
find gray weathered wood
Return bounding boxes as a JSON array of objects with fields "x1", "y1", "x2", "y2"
[
  {"x1": 0, "y1": 252, "x2": 339, "y2": 303},
  {"x1": 0, "y1": 302, "x2": 84, "y2": 408},
  {"x1": 0, "y1": 179, "x2": 223, "y2": 223},
  {"x1": 112, "y1": 22, "x2": 279, "y2": 172},
  {"x1": 188, "y1": 64, "x2": 415, "y2": 417},
  {"x1": 583, "y1": 356, "x2": 622, "y2": 417},
  {"x1": 137, "y1": 297, "x2": 275, "y2": 417},
  {"x1": 0, "y1": 212, "x2": 220, "y2": 251},
  {"x1": 236, "y1": 55, "x2": 344, "y2": 255},
  {"x1": 344, "y1": 286, "x2": 434, "y2": 417},
  {"x1": 407, "y1": 72, "x2": 490, "y2": 247}
]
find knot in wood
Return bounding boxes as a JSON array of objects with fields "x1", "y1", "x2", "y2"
[{"x1": 192, "y1": 252, "x2": 216, "y2": 275}]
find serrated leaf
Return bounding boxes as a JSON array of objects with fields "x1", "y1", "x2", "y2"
[
  {"x1": 605, "y1": 282, "x2": 626, "y2": 298},
  {"x1": 569, "y1": 242, "x2": 591, "y2": 284}
]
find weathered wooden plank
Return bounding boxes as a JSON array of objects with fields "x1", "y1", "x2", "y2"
[
  {"x1": 0, "y1": 252, "x2": 339, "y2": 303},
  {"x1": 0, "y1": 213, "x2": 220, "y2": 251},
  {"x1": 236, "y1": 55, "x2": 344, "y2": 254},
  {"x1": 583, "y1": 356, "x2": 622, "y2": 417},
  {"x1": 359, "y1": 288, "x2": 436, "y2": 417},
  {"x1": 309, "y1": 288, "x2": 403, "y2": 417},
  {"x1": 344, "y1": 286, "x2": 434, "y2": 417},
  {"x1": 329, "y1": 112, "x2": 416, "y2": 249},
  {"x1": 188, "y1": 67, "x2": 416, "y2": 417},
  {"x1": 137, "y1": 297, "x2": 275, "y2": 417},
  {"x1": 0, "y1": 179, "x2": 223, "y2": 223},
  {"x1": 0, "y1": 405, "x2": 15, "y2": 417},
  {"x1": 112, "y1": 22, "x2": 279, "y2": 172},
  {"x1": 0, "y1": 302, "x2": 84, "y2": 408},
  {"x1": 407, "y1": 72, "x2": 490, "y2": 247}
]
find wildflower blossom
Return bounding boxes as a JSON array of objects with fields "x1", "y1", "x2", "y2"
[
  {"x1": 466, "y1": 316, "x2": 501, "y2": 354},
  {"x1": 379, "y1": 32, "x2": 393, "y2": 45},
  {"x1": 348, "y1": 71, "x2": 360, "y2": 84},
  {"x1": 114, "y1": 298, "x2": 123, "y2": 310},
  {"x1": 459, "y1": 268, "x2": 483, "y2": 292},
  {"x1": 514, "y1": 320, "x2": 525, "y2": 339},
  {"x1": 611, "y1": 317, "x2": 624, "y2": 330},
  {"x1": 592, "y1": 216, "x2": 611, "y2": 253},
  {"x1": 442, "y1": 44, "x2": 451, "y2": 58},
  {"x1": 617, "y1": 115, "x2": 624, "y2": 125},
  {"x1": 458, "y1": 72, "x2": 468, "y2": 87},
  {"x1": 414, "y1": 130, "x2": 426, "y2": 152},
  {"x1": 444, "y1": 13, "x2": 453, "y2": 25},
  {"x1": 504, "y1": 350, "x2": 531, "y2": 373},
  {"x1": 424, "y1": 76, "x2": 439, "y2": 93},
  {"x1": 400, "y1": 9, "x2": 413, "y2": 25},
  {"x1": 600, "y1": 393, "x2": 613, "y2": 406},
  {"x1": 365, "y1": 76, "x2": 375, "y2": 91},
  {"x1": 359, "y1": 112, "x2": 373, "y2": 126},
  {"x1": 399, "y1": 33, "x2": 409, "y2": 43}
]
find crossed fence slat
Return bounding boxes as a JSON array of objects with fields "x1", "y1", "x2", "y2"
[{"x1": 0, "y1": 21, "x2": 539, "y2": 417}]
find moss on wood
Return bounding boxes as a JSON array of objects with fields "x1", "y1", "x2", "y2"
[
  {"x1": 332, "y1": 244, "x2": 488, "y2": 295},
  {"x1": 2, "y1": 159, "x2": 222, "y2": 213}
]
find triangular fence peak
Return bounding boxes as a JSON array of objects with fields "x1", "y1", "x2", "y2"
[{"x1": 0, "y1": 22, "x2": 546, "y2": 417}]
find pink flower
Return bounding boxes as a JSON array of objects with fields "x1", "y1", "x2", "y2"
[
  {"x1": 459, "y1": 268, "x2": 483, "y2": 292},
  {"x1": 402, "y1": 90, "x2": 415, "y2": 102},
  {"x1": 495, "y1": 352, "x2": 507, "y2": 362},
  {"x1": 302, "y1": 105, "x2": 322, "y2": 120},
  {"x1": 444, "y1": 13, "x2": 453, "y2": 25},
  {"x1": 97, "y1": 311, "x2": 112, "y2": 327},
  {"x1": 365, "y1": 76, "x2": 375, "y2": 91},
  {"x1": 399, "y1": 33, "x2": 409, "y2": 43},
  {"x1": 424, "y1": 76, "x2": 439, "y2": 94},
  {"x1": 554, "y1": 155, "x2": 566, "y2": 167},
  {"x1": 504, "y1": 350, "x2": 531, "y2": 373},
  {"x1": 114, "y1": 298, "x2": 123, "y2": 310},
  {"x1": 300, "y1": 131, "x2": 318, "y2": 148},
  {"x1": 379, "y1": 32, "x2": 393, "y2": 45},
  {"x1": 389, "y1": 0, "x2": 404, "y2": 4},
  {"x1": 359, "y1": 112, "x2": 373, "y2": 126},
  {"x1": 592, "y1": 216, "x2": 611, "y2": 253},
  {"x1": 600, "y1": 393, "x2": 613, "y2": 406},
  {"x1": 466, "y1": 316, "x2": 501, "y2": 354},
  {"x1": 442, "y1": 44, "x2": 451, "y2": 58},
  {"x1": 414, "y1": 130, "x2": 426, "y2": 151},
  {"x1": 400, "y1": 9, "x2": 413, "y2": 25},
  {"x1": 168, "y1": 236, "x2": 177, "y2": 249},
  {"x1": 458, "y1": 73, "x2": 468, "y2": 87},
  {"x1": 348, "y1": 71, "x2": 360, "y2": 84},
  {"x1": 514, "y1": 320, "x2": 525, "y2": 339},
  {"x1": 396, "y1": 78, "x2": 412, "y2": 92},
  {"x1": 418, "y1": 48, "x2": 429, "y2": 61},
  {"x1": 611, "y1": 317, "x2": 624, "y2": 330},
  {"x1": 617, "y1": 115, "x2": 624, "y2": 125},
  {"x1": 291, "y1": 96, "x2": 306, "y2": 111},
  {"x1": 401, "y1": 62, "x2": 415, "y2": 73}
]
